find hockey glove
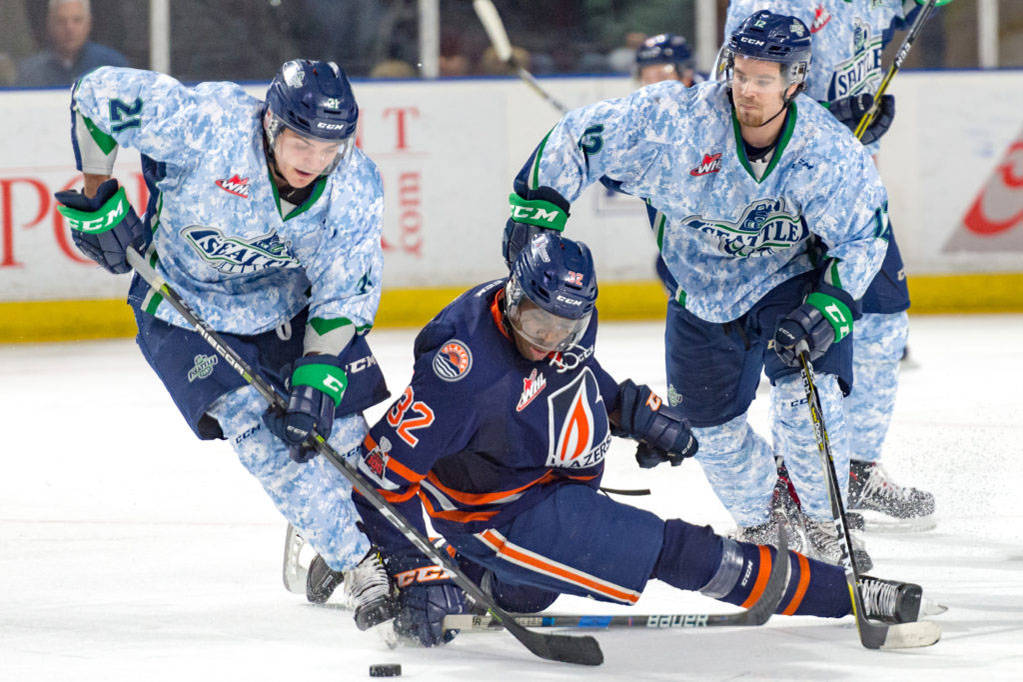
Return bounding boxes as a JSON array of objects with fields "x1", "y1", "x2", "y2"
[
  {"x1": 828, "y1": 93, "x2": 895, "y2": 146},
  {"x1": 503, "y1": 190, "x2": 570, "y2": 269},
  {"x1": 386, "y1": 552, "x2": 467, "y2": 647},
  {"x1": 773, "y1": 284, "x2": 854, "y2": 367},
  {"x1": 614, "y1": 379, "x2": 698, "y2": 468},
  {"x1": 262, "y1": 355, "x2": 347, "y2": 463},
  {"x1": 55, "y1": 178, "x2": 148, "y2": 274}
]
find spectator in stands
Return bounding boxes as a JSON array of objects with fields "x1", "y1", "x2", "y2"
[
  {"x1": 370, "y1": 59, "x2": 417, "y2": 79},
  {"x1": 1, "y1": 0, "x2": 37, "y2": 85},
  {"x1": 16, "y1": 0, "x2": 127, "y2": 87},
  {"x1": 479, "y1": 45, "x2": 531, "y2": 76}
]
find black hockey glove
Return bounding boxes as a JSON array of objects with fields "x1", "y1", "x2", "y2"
[
  {"x1": 262, "y1": 355, "x2": 347, "y2": 463},
  {"x1": 828, "y1": 93, "x2": 895, "y2": 146},
  {"x1": 55, "y1": 178, "x2": 148, "y2": 274},
  {"x1": 614, "y1": 379, "x2": 698, "y2": 468},
  {"x1": 503, "y1": 189, "x2": 570, "y2": 268},
  {"x1": 386, "y1": 552, "x2": 467, "y2": 647},
  {"x1": 773, "y1": 284, "x2": 855, "y2": 367}
]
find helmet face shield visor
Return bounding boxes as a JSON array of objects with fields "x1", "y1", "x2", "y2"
[
  {"x1": 264, "y1": 111, "x2": 356, "y2": 177},
  {"x1": 506, "y1": 284, "x2": 590, "y2": 354}
]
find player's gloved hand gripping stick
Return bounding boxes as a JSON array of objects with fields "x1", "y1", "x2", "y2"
[
  {"x1": 121, "y1": 247, "x2": 604, "y2": 667},
  {"x1": 795, "y1": 341, "x2": 941, "y2": 650}
]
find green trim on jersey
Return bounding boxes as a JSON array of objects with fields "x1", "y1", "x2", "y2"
[
  {"x1": 309, "y1": 316, "x2": 353, "y2": 335},
  {"x1": 81, "y1": 115, "x2": 117, "y2": 155},
  {"x1": 529, "y1": 128, "x2": 555, "y2": 190},
  {"x1": 823, "y1": 259, "x2": 843, "y2": 289},
  {"x1": 268, "y1": 170, "x2": 329, "y2": 221},
  {"x1": 732, "y1": 102, "x2": 797, "y2": 185}
]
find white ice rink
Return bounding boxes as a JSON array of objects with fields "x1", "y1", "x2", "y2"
[{"x1": 3, "y1": 314, "x2": 1022, "y2": 681}]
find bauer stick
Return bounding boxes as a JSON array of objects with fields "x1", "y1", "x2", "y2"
[
  {"x1": 472, "y1": 0, "x2": 569, "y2": 114},
  {"x1": 795, "y1": 343, "x2": 940, "y2": 649},
  {"x1": 853, "y1": 0, "x2": 941, "y2": 139},
  {"x1": 445, "y1": 519, "x2": 789, "y2": 633},
  {"x1": 124, "y1": 249, "x2": 603, "y2": 666}
]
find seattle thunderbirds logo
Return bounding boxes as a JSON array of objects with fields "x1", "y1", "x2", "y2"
[
  {"x1": 827, "y1": 18, "x2": 883, "y2": 100},
  {"x1": 182, "y1": 226, "x2": 300, "y2": 274},
  {"x1": 681, "y1": 198, "x2": 808, "y2": 258}
]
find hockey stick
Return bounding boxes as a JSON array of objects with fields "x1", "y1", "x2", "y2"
[
  {"x1": 853, "y1": 0, "x2": 939, "y2": 139},
  {"x1": 444, "y1": 520, "x2": 790, "y2": 633},
  {"x1": 124, "y1": 249, "x2": 603, "y2": 666},
  {"x1": 472, "y1": 0, "x2": 570, "y2": 114},
  {"x1": 796, "y1": 345, "x2": 940, "y2": 649}
]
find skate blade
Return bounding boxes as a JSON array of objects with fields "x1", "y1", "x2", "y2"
[
  {"x1": 855, "y1": 510, "x2": 937, "y2": 534},
  {"x1": 921, "y1": 598, "x2": 948, "y2": 617},
  {"x1": 880, "y1": 620, "x2": 941, "y2": 649},
  {"x1": 282, "y1": 524, "x2": 311, "y2": 594}
]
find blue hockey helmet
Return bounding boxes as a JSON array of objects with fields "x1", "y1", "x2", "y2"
[
  {"x1": 264, "y1": 59, "x2": 359, "y2": 175},
  {"x1": 720, "y1": 10, "x2": 811, "y2": 91},
  {"x1": 635, "y1": 33, "x2": 693, "y2": 71},
  {"x1": 506, "y1": 232, "x2": 598, "y2": 354}
]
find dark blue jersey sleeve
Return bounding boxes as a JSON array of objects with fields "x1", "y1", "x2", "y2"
[{"x1": 354, "y1": 335, "x2": 481, "y2": 555}]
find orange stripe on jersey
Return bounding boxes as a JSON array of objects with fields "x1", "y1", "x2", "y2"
[
  {"x1": 424, "y1": 470, "x2": 555, "y2": 506},
  {"x1": 379, "y1": 484, "x2": 420, "y2": 504},
  {"x1": 489, "y1": 287, "x2": 511, "y2": 339},
  {"x1": 781, "y1": 552, "x2": 811, "y2": 616},
  {"x1": 420, "y1": 493, "x2": 499, "y2": 523},
  {"x1": 740, "y1": 545, "x2": 772, "y2": 609},
  {"x1": 476, "y1": 529, "x2": 640, "y2": 604}
]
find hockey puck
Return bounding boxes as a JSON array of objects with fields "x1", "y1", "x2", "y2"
[{"x1": 369, "y1": 663, "x2": 401, "y2": 677}]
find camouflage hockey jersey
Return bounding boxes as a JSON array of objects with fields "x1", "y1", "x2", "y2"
[
  {"x1": 725, "y1": 0, "x2": 922, "y2": 154},
  {"x1": 516, "y1": 80, "x2": 888, "y2": 323},
  {"x1": 70, "y1": 67, "x2": 383, "y2": 339}
]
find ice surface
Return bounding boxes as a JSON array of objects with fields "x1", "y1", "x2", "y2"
[{"x1": 2, "y1": 315, "x2": 1021, "y2": 681}]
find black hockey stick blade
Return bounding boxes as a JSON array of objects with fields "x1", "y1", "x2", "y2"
[{"x1": 445, "y1": 526, "x2": 788, "y2": 633}]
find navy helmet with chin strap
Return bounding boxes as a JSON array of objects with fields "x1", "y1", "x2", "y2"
[
  {"x1": 264, "y1": 59, "x2": 359, "y2": 175},
  {"x1": 721, "y1": 10, "x2": 811, "y2": 91},
  {"x1": 505, "y1": 232, "x2": 598, "y2": 353}
]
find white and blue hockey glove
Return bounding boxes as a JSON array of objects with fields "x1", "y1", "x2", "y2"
[
  {"x1": 263, "y1": 355, "x2": 348, "y2": 463},
  {"x1": 55, "y1": 178, "x2": 148, "y2": 274},
  {"x1": 774, "y1": 284, "x2": 855, "y2": 367},
  {"x1": 613, "y1": 379, "x2": 698, "y2": 468}
]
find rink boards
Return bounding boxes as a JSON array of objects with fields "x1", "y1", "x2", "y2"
[{"x1": 1, "y1": 71, "x2": 1022, "y2": 342}]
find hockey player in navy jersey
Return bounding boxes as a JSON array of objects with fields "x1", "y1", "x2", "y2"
[
  {"x1": 350, "y1": 232, "x2": 928, "y2": 648},
  {"x1": 724, "y1": 0, "x2": 936, "y2": 532},
  {"x1": 54, "y1": 60, "x2": 389, "y2": 582},
  {"x1": 502, "y1": 11, "x2": 890, "y2": 569}
]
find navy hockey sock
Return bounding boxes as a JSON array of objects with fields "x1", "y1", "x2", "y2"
[{"x1": 653, "y1": 520, "x2": 853, "y2": 618}]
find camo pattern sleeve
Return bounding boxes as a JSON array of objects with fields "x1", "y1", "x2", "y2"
[
  {"x1": 71, "y1": 66, "x2": 225, "y2": 175},
  {"x1": 793, "y1": 104, "x2": 889, "y2": 299},
  {"x1": 514, "y1": 85, "x2": 679, "y2": 202},
  {"x1": 299, "y1": 150, "x2": 384, "y2": 353}
]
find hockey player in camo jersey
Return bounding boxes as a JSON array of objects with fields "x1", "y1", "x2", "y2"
[
  {"x1": 55, "y1": 60, "x2": 389, "y2": 578},
  {"x1": 724, "y1": 0, "x2": 937, "y2": 530},
  {"x1": 502, "y1": 11, "x2": 888, "y2": 567}
]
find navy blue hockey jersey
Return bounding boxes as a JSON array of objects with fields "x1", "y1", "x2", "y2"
[{"x1": 354, "y1": 279, "x2": 621, "y2": 553}]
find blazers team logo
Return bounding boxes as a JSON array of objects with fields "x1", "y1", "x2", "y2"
[
  {"x1": 545, "y1": 367, "x2": 610, "y2": 469},
  {"x1": 432, "y1": 340, "x2": 472, "y2": 382}
]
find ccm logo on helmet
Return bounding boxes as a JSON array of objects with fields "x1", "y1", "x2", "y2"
[
  {"x1": 316, "y1": 122, "x2": 347, "y2": 130},
  {"x1": 556, "y1": 294, "x2": 583, "y2": 306},
  {"x1": 738, "y1": 37, "x2": 766, "y2": 46}
]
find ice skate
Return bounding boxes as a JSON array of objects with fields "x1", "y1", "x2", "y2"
[
  {"x1": 856, "y1": 576, "x2": 947, "y2": 624},
  {"x1": 849, "y1": 460, "x2": 936, "y2": 532},
  {"x1": 344, "y1": 549, "x2": 398, "y2": 631}
]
